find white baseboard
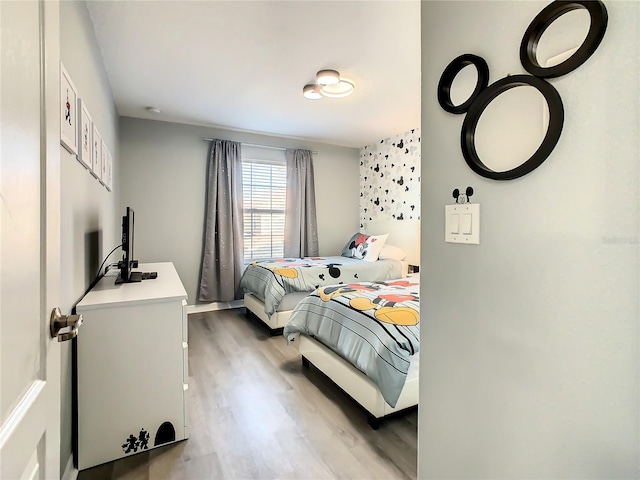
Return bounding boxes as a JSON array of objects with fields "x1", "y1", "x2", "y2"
[
  {"x1": 187, "y1": 299, "x2": 244, "y2": 315},
  {"x1": 62, "y1": 454, "x2": 77, "y2": 480}
]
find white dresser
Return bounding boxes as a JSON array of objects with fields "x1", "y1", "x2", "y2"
[{"x1": 75, "y1": 262, "x2": 189, "y2": 470}]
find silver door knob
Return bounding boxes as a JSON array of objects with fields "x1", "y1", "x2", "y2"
[{"x1": 50, "y1": 307, "x2": 83, "y2": 342}]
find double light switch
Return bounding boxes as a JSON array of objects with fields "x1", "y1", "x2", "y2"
[{"x1": 445, "y1": 203, "x2": 480, "y2": 244}]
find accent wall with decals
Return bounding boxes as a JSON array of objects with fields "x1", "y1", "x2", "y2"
[{"x1": 359, "y1": 128, "x2": 421, "y2": 231}]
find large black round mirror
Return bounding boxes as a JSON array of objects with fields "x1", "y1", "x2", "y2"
[{"x1": 461, "y1": 75, "x2": 564, "y2": 180}]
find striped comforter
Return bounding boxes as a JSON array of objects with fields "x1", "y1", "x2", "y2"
[{"x1": 284, "y1": 277, "x2": 420, "y2": 407}]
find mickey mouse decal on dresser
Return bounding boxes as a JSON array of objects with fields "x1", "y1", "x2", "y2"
[{"x1": 437, "y1": 0, "x2": 608, "y2": 181}]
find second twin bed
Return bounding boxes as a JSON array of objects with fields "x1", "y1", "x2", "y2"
[{"x1": 283, "y1": 276, "x2": 420, "y2": 428}]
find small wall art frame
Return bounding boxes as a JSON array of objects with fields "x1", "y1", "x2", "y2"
[
  {"x1": 60, "y1": 63, "x2": 78, "y2": 155},
  {"x1": 106, "y1": 150, "x2": 113, "y2": 192},
  {"x1": 78, "y1": 99, "x2": 93, "y2": 169},
  {"x1": 100, "y1": 140, "x2": 108, "y2": 186},
  {"x1": 91, "y1": 125, "x2": 102, "y2": 179}
]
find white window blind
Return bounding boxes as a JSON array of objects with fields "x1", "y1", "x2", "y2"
[{"x1": 242, "y1": 158, "x2": 286, "y2": 263}]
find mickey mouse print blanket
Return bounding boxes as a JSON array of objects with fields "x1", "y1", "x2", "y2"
[{"x1": 239, "y1": 256, "x2": 403, "y2": 316}]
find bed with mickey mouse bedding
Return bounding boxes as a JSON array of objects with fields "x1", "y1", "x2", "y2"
[
  {"x1": 240, "y1": 232, "x2": 409, "y2": 334},
  {"x1": 283, "y1": 276, "x2": 420, "y2": 428}
]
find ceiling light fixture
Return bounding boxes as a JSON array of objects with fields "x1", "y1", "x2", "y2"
[
  {"x1": 303, "y1": 69, "x2": 355, "y2": 100},
  {"x1": 303, "y1": 84, "x2": 323, "y2": 100},
  {"x1": 320, "y1": 78, "x2": 355, "y2": 98},
  {"x1": 316, "y1": 69, "x2": 340, "y2": 86},
  {"x1": 146, "y1": 106, "x2": 161, "y2": 114}
]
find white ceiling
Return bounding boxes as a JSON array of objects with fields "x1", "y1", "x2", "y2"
[{"x1": 86, "y1": 0, "x2": 421, "y2": 148}]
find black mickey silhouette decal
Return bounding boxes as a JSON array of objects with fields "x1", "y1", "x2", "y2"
[
  {"x1": 453, "y1": 186, "x2": 474, "y2": 204},
  {"x1": 438, "y1": 0, "x2": 607, "y2": 181}
]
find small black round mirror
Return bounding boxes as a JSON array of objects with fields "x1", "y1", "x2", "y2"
[
  {"x1": 520, "y1": 0, "x2": 608, "y2": 78},
  {"x1": 437, "y1": 54, "x2": 490, "y2": 114}
]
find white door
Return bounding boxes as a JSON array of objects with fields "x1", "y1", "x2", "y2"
[{"x1": 0, "y1": 1, "x2": 62, "y2": 479}]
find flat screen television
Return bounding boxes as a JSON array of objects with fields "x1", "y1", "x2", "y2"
[{"x1": 115, "y1": 207, "x2": 142, "y2": 284}]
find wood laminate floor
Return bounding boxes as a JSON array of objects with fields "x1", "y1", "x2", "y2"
[{"x1": 77, "y1": 308, "x2": 417, "y2": 480}]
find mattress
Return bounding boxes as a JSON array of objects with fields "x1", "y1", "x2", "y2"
[
  {"x1": 250, "y1": 291, "x2": 310, "y2": 313},
  {"x1": 295, "y1": 334, "x2": 419, "y2": 424}
]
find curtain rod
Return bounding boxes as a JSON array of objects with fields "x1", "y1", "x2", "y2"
[{"x1": 202, "y1": 137, "x2": 318, "y2": 154}]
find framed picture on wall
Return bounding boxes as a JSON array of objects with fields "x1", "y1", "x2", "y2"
[
  {"x1": 77, "y1": 99, "x2": 93, "y2": 170},
  {"x1": 60, "y1": 63, "x2": 78, "y2": 155},
  {"x1": 100, "y1": 140, "x2": 108, "y2": 186},
  {"x1": 91, "y1": 125, "x2": 102, "y2": 179},
  {"x1": 106, "y1": 149, "x2": 113, "y2": 192}
]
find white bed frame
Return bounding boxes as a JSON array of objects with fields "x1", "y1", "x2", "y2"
[
  {"x1": 294, "y1": 334, "x2": 419, "y2": 429},
  {"x1": 244, "y1": 292, "x2": 294, "y2": 334}
]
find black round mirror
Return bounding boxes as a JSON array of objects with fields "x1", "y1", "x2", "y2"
[
  {"x1": 437, "y1": 54, "x2": 490, "y2": 114},
  {"x1": 520, "y1": 0, "x2": 608, "y2": 78},
  {"x1": 461, "y1": 75, "x2": 564, "y2": 180}
]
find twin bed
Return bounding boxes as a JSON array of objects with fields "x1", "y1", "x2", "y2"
[
  {"x1": 241, "y1": 255, "x2": 408, "y2": 334},
  {"x1": 238, "y1": 229, "x2": 421, "y2": 427},
  {"x1": 283, "y1": 276, "x2": 420, "y2": 428}
]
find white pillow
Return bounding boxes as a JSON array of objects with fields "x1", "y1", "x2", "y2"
[
  {"x1": 378, "y1": 243, "x2": 407, "y2": 261},
  {"x1": 360, "y1": 234, "x2": 389, "y2": 262}
]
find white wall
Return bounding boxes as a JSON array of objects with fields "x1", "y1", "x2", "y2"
[
  {"x1": 420, "y1": 1, "x2": 639, "y2": 478},
  {"x1": 118, "y1": 117, "x2": 360, "y2": 304},
  {"x1": 59, "y1": 1, "x2": 119, "y2": 475}
]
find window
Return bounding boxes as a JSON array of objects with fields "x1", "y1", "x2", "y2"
[{"x1": 242, "y1": 158, "x2": 286, "y2": 263}]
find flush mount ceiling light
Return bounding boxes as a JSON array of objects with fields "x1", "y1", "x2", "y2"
[
  {"x1": 320, "y1": 78, "x2": 355, "y2": 98},
  {"x1": 316, "y1": 69, "x2": 340, "y2": 85},
  {"x1": 303, "y1": 69, "x2": 355, "y2": 100},
  {"x1": 303, "y1": 84, "x2": 323, "y2": 100}
]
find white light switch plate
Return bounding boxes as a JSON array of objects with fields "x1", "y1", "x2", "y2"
[{"x1": 445, "y1": 203, "x2": 480, "y2": 244}]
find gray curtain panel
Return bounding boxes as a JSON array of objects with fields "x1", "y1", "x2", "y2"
[
  {"x1": 284, "y1": 149, "x2": 319, "y2": 257},
  {"x1": 198, "y1": 139, "x2": 244, "y2": 302}
]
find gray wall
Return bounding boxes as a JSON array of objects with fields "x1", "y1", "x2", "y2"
[
  {"x1": 118, "y1": 117, "x2": 360, "y2": 304},
  {"x1": 59, "y1": 1, "x2": 119, "y2": 474},
  {"x1": 419, "y1": 1, "x2": 639, "y2": 479}
]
